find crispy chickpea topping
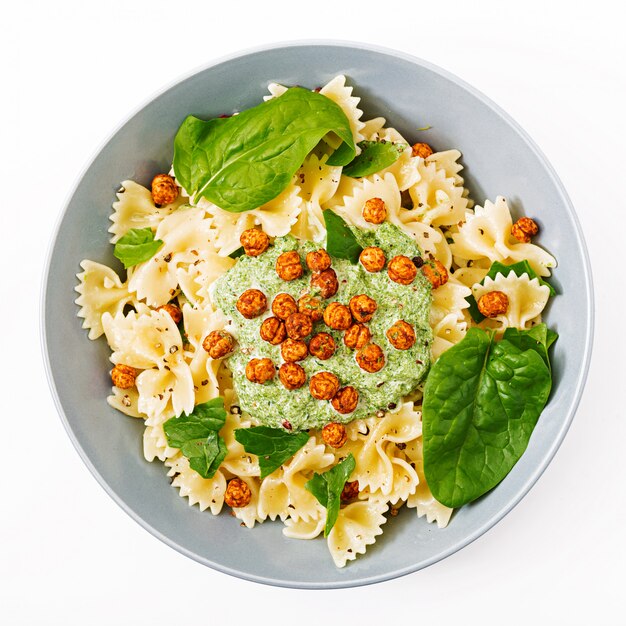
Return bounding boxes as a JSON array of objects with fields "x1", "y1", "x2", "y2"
[
  {"x1": 386, "y1": 320, "x2": 416, "y2": 350},
  {"x1": 331, "y1": 386, "x2": 359, "y2": 414},
  {"x1": 310, "y1": 268, "x2": 339, "y2": 299},
  {"x1": 478, "y1": 290, "x2": 510, "y2": 318},
  {"x1": 236, "y1": 289, "x2": 267, "y2": 319},
  {"x1": 202, "y1": 330, "x2": 236, "y2": 359},
  {"x1": 420, "y1": 260, "x2": 449, "y2": 289},
  {"x1": 285, "y1": 312, "x2": 313, "y2": 340},
  {"x1": 321, "y1": 422, "x2": 348, "y2": 448},
  {"x1": 306, "y1": 249, "x2": 331, "y2": 272},
  {"x1": 281, "y1": 338, "x2": 309, "y2": 363},
  {"x1": 511, "y1": 217, "x2": 539, "y2": 243},
  {"x1": 276, "y1": 250, "x2": 303, "y2": 281},
  {"x1": 388, "y1": 255, "x2": 417, "y2": 285},
  {"x1": 259, "y1": 316, "x2": 287, "y2": 345},
  {"x1": 272, "y1": 293, "x2": 298, "y2": 320},
  {"x1": 356, "y1": 343, "x2": 385, "y2": 373},
  {"x1": 240, "y1": 228, "x2": 269, "y2": 256},
  {"x1": 245, "y1": 358, "x2": 275, "y2": 384},
  {"x1": 323, "y1": 302, "x2": 352, "y2": 330},
  {"x1": 349, "y1": 294, "x2": 377, "y2": 323},
  {"x1": 411, "y1": 142, "x2": 433, "y2": 159},
  {"x1": 359, "y1": 246, "x2": 386, "y2": 273},
  {"x1": 298, "y1": 294, "x2": 324, "y2": 322},
  {"x1": 309, "y1": 332, "x2": 336, "y2": 360},
  {"x1": 224, "y1": 478, "x2": 252, "y2": 508},
  {"x1": 279, "y1": 362, "x2": 307, "y2": 390},
  {"x1": 363, "y1": 197, "x2": 387, "y2": 224},
  {"x1": 340, "y1": 480, "x2": 359, "y2": 502},
  {"x1": 111, "y1": 364, "x2": 137, "y2": 389},
  {"x1": 156, "y1": 303, "x2": 182, "y2": 324},
  {"x1": 151, "y1": 173, "x2": 178, "y2": 206},
  {"x1": 309, "y1": 372, "x2": 340, "y2": 401},
  {"x1": 344, "y1": 323, "x2": 372, "y2": 350}
]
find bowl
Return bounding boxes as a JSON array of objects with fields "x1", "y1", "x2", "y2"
[{"x1": 42, "y1": 41, "x2": 593, "y2": 588}]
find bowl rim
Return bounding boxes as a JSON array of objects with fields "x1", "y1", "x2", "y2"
[{"x1": 41, "y1": 38, "x2": 595, "y2": 589}]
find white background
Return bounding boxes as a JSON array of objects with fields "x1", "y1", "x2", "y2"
[{"x1": 2, "y1": 1, "x2": 624, "y2": 623}]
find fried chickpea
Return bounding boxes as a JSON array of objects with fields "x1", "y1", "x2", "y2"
[
  {"x1": 202, "y1": 330, "x2": 236, "y2": 359},
  {"x1": 310, "y1": 268, "x2": 339, "y2": 298},
  {"x1": 240, "y1": 228, "x2": 269, "y2": 256},
  {"x1": 281, "y1": 338, "x2": 308, "y2": 363},
  {"x1": 156, "y1": 303, "x2": 182, "y2": 324},
  {"x1": 411, "y1": 142, "x2": 433, "y2": 159},
  {"x1": 272, "y1": 293, "x2": 298, "y2": 320},
  {"x1": 359, "y1": 246, "x2": 386, "y2": 273},
  {"x1": 245, "y1": 358, "x2": 275, "y2": 384},
  {"x1": 341, "y1": 480, "x2": 359, "y2": 502},
  {"x1": 386, "y1": 320, "x2": 416, "y2": 350},
  {"x1": 321, "y1": 422, "x2": 348, "y2": 448},
  {"x1": 478, "y1": 291, "x2": 510, "y2": 318},
  {"x1": 111, "y1": 364, "x2": 137, "y2": 389},
  {"x1": 298, "y1": 294, "x2": 324, "y2": 322},
  {"x1": 279, "y1": 362, "x2": 307, "y2": 390},
  {"x1": 285, "y1": 312, "x2": 313, "y2": 340},
  {"x1": 236, "y1": 289, "x2": 267, "y2": 319},
  {"x1": 306, "y1": 249, "x2": 331, "y2": 272},
  {"x1": 151, "y1": 173, "x2": 178, "y2": 206},
  {"x1": 511, "y1": 217, "x2": 539, "y2": 243},
  {"x1": 387, "y1": 255, "x2": 417, "y2": 285},
  {"x1": 309, "y1": 372, "x2": 340, "y2": 401},
  {"x1": 276, "y1": 250, "x2": 303, "y2": 281},
  {"x1": 344, "y1": 323, "x2": 371, "y2": 350},
  {"x1": 420, "y1": 260, "x2": 449, "y2": 289},
  {"x1": 309, "y1": 333, "x2": 336, "y2": 360},
  {"x1": 260, "y1": 316, "x2": 287, "y2": 345},
  {"x1": 356, "y1": 343, "x2": 385, "y2": 373},
  {"x1": 224, "y1": 478, "x2": 252, "y2": 508},
  {"x1": 363, "y1": 197, "x2": 387, "y2": 224},
  {"x1": 349, "y1": 294, "x2": 377, "y2": 323},
  {"x1": 331, "y1": 386, "x2": 359, "y2": 414},
  {"x1": 323, "y1": 302, "x2": 352, "y2": 331}
]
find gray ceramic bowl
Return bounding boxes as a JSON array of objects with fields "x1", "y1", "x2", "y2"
[{"x1": 42, "y1": 41, "x2": 593, "y2": 588}]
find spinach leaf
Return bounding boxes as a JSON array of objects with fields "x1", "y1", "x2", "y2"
[
  {"x1": 305, "y1": 454, "x2": 356, "y2": 536},
  {"x1": 503, "y1": 323, "x2": 558, "y2": 372},
  {"x1": 234, "y1": 426, "x2": 309, "y2": 479},
  {"x1": 323, "y1": 210, "x2": 363, "y2": 263},
  {"x1": 343, "y1": 140, "x2": 407, "y2": 177},
  {"x1": 163, "y1": 398, "x2": 228, "y2": 479},
  {"x1": 229, "y1": 246, "x2": 245, "y2": 259},
  {"x1": 422, "y1": 327, "x2": 552, "y2": 508},
  {"x1": 173, "y1": 87, "x2": 356, "y2": 213},
  {"x1": 113, "y1": 227, "x2": 164, "y2": 269}
]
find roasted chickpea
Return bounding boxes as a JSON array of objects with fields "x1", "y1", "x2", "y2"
[
  {"x1": 323, "y1": 302, "x2": 352, "y2": 331},
  {"x1": 309, "y1": 372, "x2": 340, "y2": 401},
  {"x1": 285, "y1": 312, "x2": 313, "y2": 340},
  {"x1": 240, "y1": 228, "x2": 269, "y2": 256},
  {"x1": 344, "y1": 323, "x2": 371, "y2": 350},
  {"x1": 156, "y1": 303, "x2": 182, "y2": 324},
  {"x1": 363, "y1": 197, "x2": 387, "y2": 224},
  {"x1": 388, "y1": 255, "x2": 417, "y2": 285},
  {"x1": 309, "y1": 333, "x2": 336, "y2": 360},
  {"x1": 224, "y1": 478, "x2": 252, "y2": 508},
  {"x1": 321, "y1": 422, "x2": 347, "y2": 448},
  {"x1": 298, "y1": 294, "x2": 324, "y2": 322},
  {"x1": 411, "y1": 142, "x2": 433, "y2": 159},
  {"x1": 356, "y1": 343, "x2": 385, "y2": 373},
  {"x1": 279, "y1": 362, "x2": 307, "y2": 390},
  {"x1": 349, "y1": 294, "x2": 377, "y2": 323},
  {"x1": 359, "y1": 246, "x2": 386, "y2": 273},
  {"x1": 386, "y1": 321, "x2": 416, "y2": 350},
  {"x1": 341, "y1": 480, "x2": 359, "y2": 502},
  {"x1": 281, "y1": 338, "x2": 309, "y2": 363},
  {"x1": 202, "y1": 330, "x2": 236, "y2": 359},
  {"x1": 331, "y1": 386, "x2": 359, "y2": 414},
  {"x1": 245, "y1": 358, "x2": 275, "y2": 384},
  {"x1": 272, "y1": 293, "x2": 298, "y2": 320},
  {"x1": 306, "y1": 249, "x2": 331, "y2": 272},
  {"x1": 477, "y1": 290, "x2": 510, "y2": 318},
  {"x1": 511, "y1": 217, "x2": 539, "y2": 243},
  {"x1": 111, "y1": 364, "x2": 137, "y2": 389},
  {"x1": 276, "y1": 250, "x2": 303, "y2": 281},
  {"x1": 310, "y1": 268, "x2": 339, "y2": 299},
  {"x1": 260, "y1": 316, "x2": 287, "y2": 345},
  {"x1": 420, "y1": 260, "x2": 449, "y2": 289},
  {"x1": 236, "y1": 289, "x2": 267, "y2": 319},
  {"x1": 151, "y1": 173, "x2": 178, "y2": 206}
]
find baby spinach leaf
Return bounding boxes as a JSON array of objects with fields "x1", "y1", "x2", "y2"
[
  {"x1": 422, "y1": 328, "x2": 552, "y2": 508},
  {"x1": 343, "y1": 140, "x2": 407, "y2": 178},
  {"x1": 323, "y1": 210, "x2": 363, "y2": 263},
  {"x1": 173, "y1": 87, "x2": 356, "y2": 213},
  {"x1": 183, "y1": 432, "x2": 228, "y2": 479},
  {"x1": 229, "y1": 246, "x2": 245, "y2": 259},
  {"x1": 305, "y1": 454, "x2": 356, "y2": 536},
  {"x1": 113, "y1": 228, "x2": 164, "y2": 269},
  {"x1": 234, "y1": 426, "x2": 309, "y2": 479},
  {"x1": 503, "y1": 323, "x2": 558, "y2": 372}
]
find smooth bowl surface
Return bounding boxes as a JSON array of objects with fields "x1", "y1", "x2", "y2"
[{"x1": 42, "y1": 41, "x2": 593, "y2": 588}]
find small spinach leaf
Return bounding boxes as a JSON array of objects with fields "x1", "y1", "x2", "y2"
[
  {"x1": 343, "y1": 140, "x2": 408, "y2": 177},
  {"x1": 113, "y1": 228, "x2": 164, "y2": 269},
  {"x1": 503, "y1": 323, "x2": 558, "y2": 372},
  {"x1": 229, "y1": 246, "x2": 245, "y2": 259},
  {"x1": 323, "y1": 210, "x2": 363, "y2": 263}
]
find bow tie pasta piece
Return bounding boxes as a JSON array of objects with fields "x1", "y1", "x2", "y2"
[
  {"x1": 360, "y1": 117, "x2": 387, "y2": 140},
  {"x1": 144, "y1": 418, "x2": 178, "y2": 463},
  {"x1": 283, "y1": 515, "x2": 326, "y2": 541},
  {"x1": 430, "y1": 275, "x2": 472, "y2": 326},
  {"x1": 177, "y1": 252, "x2": 235, "y2": 308},
  {"x1": 431, "y1": 313, "x2": 468, "y2": 361},
  {"x1": 107, "y1": 386, "x2": 143, "y2": 418}
]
